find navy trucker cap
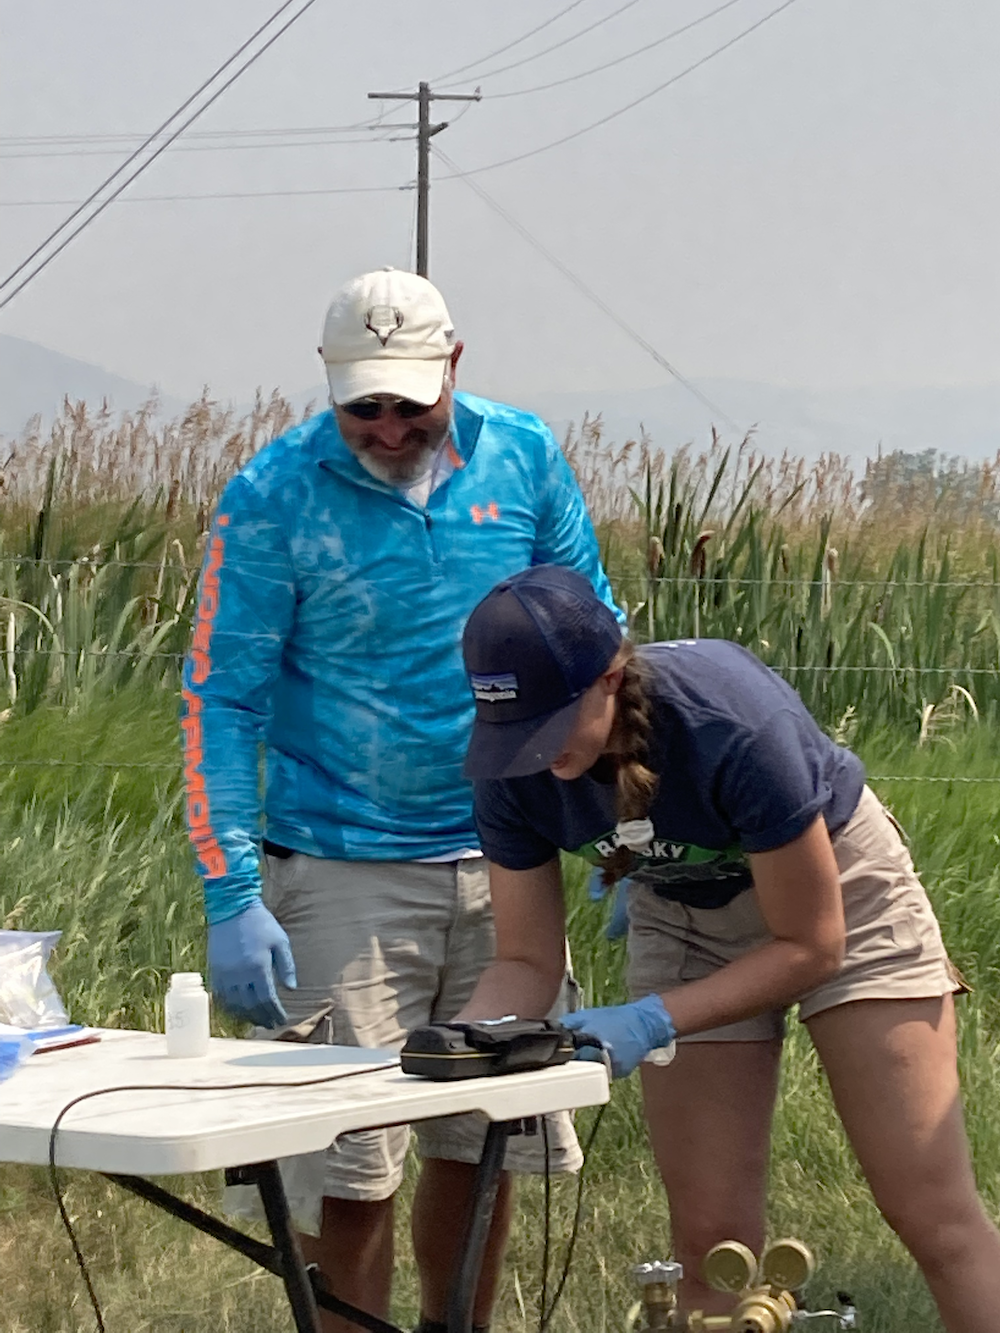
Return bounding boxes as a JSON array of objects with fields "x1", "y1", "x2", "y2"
[{"x1": 462, "y1": 565, "x2": 623, "y2": 779}]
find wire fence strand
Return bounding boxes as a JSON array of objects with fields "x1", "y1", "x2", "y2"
[
  {"x1": 2, "y1": 565, "x2": 997, "y2": 784},
  {"x1": 7, "y1": 555, "x2": 1000, "y2": 592}
]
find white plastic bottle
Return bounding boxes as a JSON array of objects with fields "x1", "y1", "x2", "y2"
[{"x1": 165, "y1": 972, "x2": 211, "y2": 1057}]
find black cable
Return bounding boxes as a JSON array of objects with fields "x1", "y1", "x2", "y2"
[
  {"x1": 539, "y1": 1102, "x2": 608, "y2": 1332},
  {"x1": 0, "y1": 119, "x2": 390, "y2": 153},
  {"x1": 436, "y1": 0, "x2": 803, "y2": 180},
  {"x1": 2, "y1": 132, "x2": 396, "y2": 160},
  {"x1": 1, "y1": 119, "x2": 388, "y2": 147},
  {"x1": 489, "y1": 0, "x2": 749, "y2": 98},
  {"x1": 540, "y1": 1115, "x2": 552, "y2": 1331},
  {"x1": 427, "y1": 0, "x2": 590, "y2": 85},
  {"x1": 0, "y1": 0, "x2": 322, "y2": 312},
  {"x1": 47, "y1": 1061, "x2": 400, "y2": 1332},
  {"x1": 434, "y1": 147, "x2": 738, "y2": 429},
  {"x1": 439, "y1": 0, "x2": 646, "y2": 89},
  {"x1": 0, "y1": 0, "x2": 304, "y2": 294},
  {"x1": 49, "y1": 1058, "x2": 606, "y2": 1333},
  {"x1": 4, "y1": 182, "x2": 412, "y2": 209}
]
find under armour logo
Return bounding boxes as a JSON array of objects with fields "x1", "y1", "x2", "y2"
[
  {"x1": 364, "y1": 305, "x2": 404, "y2": 346},
  {"x1": 471, "y1": 503, "x2": 500, "y2": 524}
]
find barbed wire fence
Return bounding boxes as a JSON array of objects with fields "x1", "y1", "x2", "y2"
[{"x1": 1, "y1": 557, "x2": 998, "y2": 785}]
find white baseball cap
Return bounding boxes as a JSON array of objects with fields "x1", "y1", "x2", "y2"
[{"x1": 320, "y1": 266, "x2": 457, "y2": 406}]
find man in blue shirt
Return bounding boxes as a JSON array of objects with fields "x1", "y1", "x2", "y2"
[{"x1": 182, "y1": 269, "x2": 620, "y2": 1333}]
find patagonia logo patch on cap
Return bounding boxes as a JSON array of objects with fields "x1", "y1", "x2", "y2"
[{"x1": 470, "y1": 672, "x2": 519, "y2": 703}]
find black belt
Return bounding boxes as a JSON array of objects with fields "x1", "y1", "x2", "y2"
[
  {"x1": 649, "y1": 880, "x2": 751, "y2": 910},
  {"x1": 262, "y1": 838, "x2": 295, "y2": 860}
]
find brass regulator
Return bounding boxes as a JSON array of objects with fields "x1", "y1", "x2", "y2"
[{"x1": 632, "y1": 1239, "x2": 857, "y2": 1331}]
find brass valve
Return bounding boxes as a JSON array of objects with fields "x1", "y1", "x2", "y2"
[
  {"x1": 729, "y1": 1288, "x2": 797, "y2": 1333},
  {"x1": 631, "y1": 1239, "x2": 854, "y2": 1331},
  {"x1": 691, "y1": 1239, "x2": 816, "y2": 1332},
  {"x1": 632, "y1": 1260, "x2": 685, "y2": 1331}
]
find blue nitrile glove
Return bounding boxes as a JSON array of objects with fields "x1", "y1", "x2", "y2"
[
  {"x1": 606, "y1": 879, "x2": 631, "y2": 940},
  {"x1": 587, "y1": 868, "x2": 631, "y2": 940},
  {"x1": 561, "y1": 994, "x2": 675, "y2": 1079},
  {"x1": 207, "y1": 900, "x2": 297, "y2": 1028},
  {"x1": 587, "y1": 866, "x2": 607, "y2": 902}
]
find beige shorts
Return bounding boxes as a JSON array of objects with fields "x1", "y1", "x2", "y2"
[
  {"x1": 627, "y1": 786, "x2": 960, "y2": 1043},
  {"x1": 225, "y1": 854, "x2": 581, "y2": 1233}
]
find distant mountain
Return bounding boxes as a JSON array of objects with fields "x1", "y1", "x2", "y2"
[
  {"x1": 520, "y1": 380, "x2": 1000, "y2": 469},
  {"x1": 0, "y1": 335, "x2": 188, "y2": 437},
  {"x1": 285, "y1": 377, "x2": 1000, "y2": 469},
  {"x1": 3, "y1": 335, "x2": 997, "y2": 468}
]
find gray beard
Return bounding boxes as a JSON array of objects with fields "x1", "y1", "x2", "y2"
[
  {"x1": 351, "y1": 438, "x2": 440, "y2": 486},
  {"x1": 346, "y1": 412, "x2": 454, "y2": 487}
]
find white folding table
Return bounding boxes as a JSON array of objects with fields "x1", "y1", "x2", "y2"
[{"x1": 0, "y1": 1029, "x2": 609, "y2": 1333}]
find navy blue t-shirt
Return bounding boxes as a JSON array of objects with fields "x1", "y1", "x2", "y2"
[{"x1": 473, "y1": 640, "x2": 866, "y2": 908}]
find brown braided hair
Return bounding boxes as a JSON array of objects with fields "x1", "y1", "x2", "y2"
[{"x1": 600, "y1": 640, "x2": 659, "y2": 887}]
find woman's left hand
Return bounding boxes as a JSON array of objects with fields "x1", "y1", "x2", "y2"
[{"x1": 587, "y1": 867, "x2": 631, "y2": 939}]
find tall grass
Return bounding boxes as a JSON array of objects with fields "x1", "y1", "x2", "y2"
[
  {"x1": 564, "y1": 420, "x2": 1000, "y2": 740},
  {"x1": 2, "y1": 390, "x2": 302, "y2": 513},
  {"x1": 2, "y1": 728, "x2": 999, "y2": 1331},
  {"x1": 5, "y1": 397, "x2": 1000, "y2": 731},
  {"x1": 0, "y1": 393, "x2": 309, "y2": 714},
  {"x1": 2, "y1": 396, "x2": 1000, "y2": 1330}
]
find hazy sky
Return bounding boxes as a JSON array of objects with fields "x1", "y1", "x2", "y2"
[{"x1": 1, "y1": 0, "x2": 998, "y2": 406}]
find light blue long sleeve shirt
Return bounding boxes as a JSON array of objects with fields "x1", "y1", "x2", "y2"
[{"x1": 182, "y1": 391, "x2": 621, "y2": 924}]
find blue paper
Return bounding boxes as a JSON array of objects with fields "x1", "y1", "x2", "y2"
[{"x1": 0, "y1": 1032, "x2": 33, "y2": 1082}]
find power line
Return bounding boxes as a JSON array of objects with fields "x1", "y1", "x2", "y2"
[
  {"x1": 1, "y1": 132, "x2": 396, "y2": 160},
  {"x1": 0, "y1": 120, "x2": 388, "y2": 148},
  {"x1": 434, "y1": 146, "x2": 738, "y2": 428},
  {"x1": 405, "y1": 176, "x2": 419, "y2": 270},
  {"x1": 437, "y1": 0, "x2": 803, "y2": 180},
  {"x1": 0, "y1": 0, "x2": 309, "y2": 297},
  {"x1": 488, "y1": 0, "x2": 748, "y2": 98},
  {"x1": 0, "y1": 0, "x2": 321, "y2": 312},
  {"x1": 1, "y1": 183, "x2": 412, "y2": 208},
  {"x1": 438, "y1": 0, "x2": 647, "y2": 89},
  {"x1": 426, "y1": 0, "x2": 590, "y2": 84}
]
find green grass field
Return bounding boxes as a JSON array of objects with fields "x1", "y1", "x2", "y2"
[
  {"x1": 2, "y1": 403, "x2": 1000, "y2": 1330},
  {"x1": 2, "y1": 702, "x2": 999, "y2": 1332}
]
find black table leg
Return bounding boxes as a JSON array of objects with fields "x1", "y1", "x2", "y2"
[
  {"x1": 109, "y1": 1171, "x2": 401, "y2": 1333},
  {"x1": 253, "y1": 1159, "x2": 324, "y2": 1333},
  {"x1": 445, "y1": 1121, "x2": 512, "y2": 1333},
  {"x1": 106, "y1": 1117, "x2": 522, "y2": 1333}
]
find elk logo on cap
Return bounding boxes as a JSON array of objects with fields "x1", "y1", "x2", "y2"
[{"x1": 364, "y1": 305, "x2": 404, "y2": 346}]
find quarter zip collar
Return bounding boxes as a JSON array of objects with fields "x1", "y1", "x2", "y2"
[{"x1": 315, "y1": 393, "x2": 484, "y2": 487}]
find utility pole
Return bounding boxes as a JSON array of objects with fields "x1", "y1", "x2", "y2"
[{"x1": 367, "y1": 82, "x2": 480, "y2": 278}]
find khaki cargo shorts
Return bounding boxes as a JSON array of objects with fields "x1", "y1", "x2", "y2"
[
  {"x1": 627, "y1": 786, "x2": 961, "y2": 1043},
  {"x1": 225, "y1": 854, "x2": 582, "y2": 1235}
]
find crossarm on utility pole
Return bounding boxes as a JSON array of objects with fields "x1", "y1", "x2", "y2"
[{"x1": 367, "y1": 82, "x2": 481, "y2": 277}]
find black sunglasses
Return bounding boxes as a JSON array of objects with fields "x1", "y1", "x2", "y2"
[{"x1": 339, "y1": 396, "x2": 434, "y2": 421}]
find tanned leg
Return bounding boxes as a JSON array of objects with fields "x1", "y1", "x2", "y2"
[
  {"x1": 412, "y1": 1157, "x2": 514, "y2": 1328},
  {"x1": 299, "y1": 1195, "x2": 395, "y2": 1333},
  {"x1": 640, "y1": 1039, "x2": 782, "y2": 1317},
  {"x1": 808, "y1": 996, "x2": 1000, "y2": 1333}
]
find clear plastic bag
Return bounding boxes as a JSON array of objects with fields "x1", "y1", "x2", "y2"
[{"x1": 0, "y1": 930, "x2": 71, "y2": 1029}]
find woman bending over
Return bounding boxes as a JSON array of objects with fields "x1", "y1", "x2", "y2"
[{"x1": 457, "y1": 563, "x2": 1000, "y2": 1329}]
